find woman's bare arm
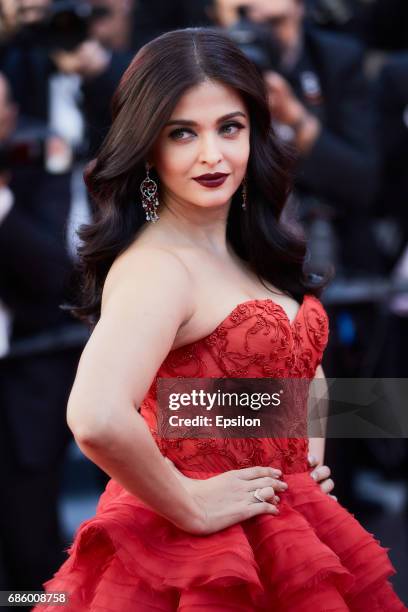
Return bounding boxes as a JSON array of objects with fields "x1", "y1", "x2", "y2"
[
  {"x1": 66, "y1": 247, "x2": 204, "y2": 531},
  {"x1": 308, "y1": 364, "x2": 328, "y2": 466},
  {"x1": 308, "y1": 365, "x2": 336, "y2": 497}
]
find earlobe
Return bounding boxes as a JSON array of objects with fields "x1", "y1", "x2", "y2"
[{"x1": 145, "y1": 161, "x2": 155, "y2": 174}]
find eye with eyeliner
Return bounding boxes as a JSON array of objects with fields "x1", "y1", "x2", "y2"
[{"x1": 168, "y1": 121, "x2": 245, "y2": 141}]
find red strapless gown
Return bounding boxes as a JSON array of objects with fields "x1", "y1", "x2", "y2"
[{"x1": 35, "y1": 295, "x2": 407, "y2": 611}]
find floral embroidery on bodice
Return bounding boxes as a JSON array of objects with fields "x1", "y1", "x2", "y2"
[{"x1": 140, "y1": 294, "x2": 329, "y2": 475}]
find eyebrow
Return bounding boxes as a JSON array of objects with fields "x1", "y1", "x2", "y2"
[{"x1": 165, "y1": 111, "x2": 247, "y2": 127}]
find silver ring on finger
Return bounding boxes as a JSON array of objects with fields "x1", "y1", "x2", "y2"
[{"x1": 253, "y1": 488, "x2": 266, "y2": 503}]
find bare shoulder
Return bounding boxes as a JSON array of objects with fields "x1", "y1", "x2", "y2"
[
  {"x1": 70, "y1": 244, "x2": 197, "y2": 409},
  {"x1": 101, "y1": 244, "x2": 195, "y2": 325},
  {"x1": 67, "y1": 245, "x2": 197, "y2": 424}
]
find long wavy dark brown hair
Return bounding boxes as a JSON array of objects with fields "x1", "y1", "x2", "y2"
[{"x1": 67, "y1": 27, "x2": 327, "y2": 328}]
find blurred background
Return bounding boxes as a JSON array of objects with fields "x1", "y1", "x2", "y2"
[{"x1": 0, "y1": 0, "x2": 407, "y2": 608}]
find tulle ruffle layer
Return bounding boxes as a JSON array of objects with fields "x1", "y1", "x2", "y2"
[{"x1": 35, "y1": 471, "x2": 407, "y2": 611}]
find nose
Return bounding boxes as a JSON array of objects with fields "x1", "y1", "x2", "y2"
[{"x1": 198, "y1": 133, "x2": 223, "y2": 166}]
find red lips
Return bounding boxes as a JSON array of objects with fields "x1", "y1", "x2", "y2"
[
  {"x1": 193, "y1": 172, "x2": 230, "y2": 188},
  {"x1": 193, "y1": 172, "x2": 229, "y2": 180}
]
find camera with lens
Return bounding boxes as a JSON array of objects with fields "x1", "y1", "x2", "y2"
[
  {"x1": 226, "y1": 5, "x2": 283, "y2": 73},
  {"x1": 12, "y1": 0, "x2": 110, "y2": 52}
]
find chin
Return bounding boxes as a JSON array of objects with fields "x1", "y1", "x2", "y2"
[
  {"x1": 195, "y1": 190, "x2": 236, "y2": 207},
  {"x1": 196, "y1": 197, "x2": 232, "y2": 209}
]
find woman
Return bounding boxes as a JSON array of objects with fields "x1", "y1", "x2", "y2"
[{"x1": 37, "y1": 28, "x2": 406, "y2": 611}]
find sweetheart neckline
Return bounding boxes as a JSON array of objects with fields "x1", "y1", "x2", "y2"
[{"x1": 169, "y1": 294, "x2": 313, "y2": 354}]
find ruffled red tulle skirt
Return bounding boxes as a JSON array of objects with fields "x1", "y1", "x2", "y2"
[{"x1": 35, "y1": 470, "x2": 407, "y2": 611}]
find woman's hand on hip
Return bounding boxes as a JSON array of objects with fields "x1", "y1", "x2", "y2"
[
  {"x1": 164, "y1": 458, "x2": 287, "y2": 535},
  {"x1": 308, "y1": 455, "x2": 337, "y2": 500}
]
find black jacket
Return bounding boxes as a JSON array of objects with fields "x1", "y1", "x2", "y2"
[
  {"x1": 0, "y1": 165, "x2": 75, "y2": 339},
  {"x1": 376, "y1": 52, "x2": 408, "y2": 239},
  {"x1": 0, "y1": 165, "x2": 84, "y2": 471},
  {"x1": 286, "y1": 26, "x2": 383, "y2": 275},
  {"x1": 290, "y1": 25, "x2": 379, "y2": 211}
]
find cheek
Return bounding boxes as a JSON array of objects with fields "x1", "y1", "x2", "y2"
[
  {"x1": 155, "y1": 142, "x2": 196, "y2": 178},
  {"x1": 228, "y1": 139, "x2": 250, "y2": 168}
]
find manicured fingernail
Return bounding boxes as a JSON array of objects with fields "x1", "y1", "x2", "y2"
[{"x1": 310, "y1": 472, "x2": 317, "y2": 480}]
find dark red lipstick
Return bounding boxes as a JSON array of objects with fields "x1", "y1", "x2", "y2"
[{"x1": 193, "y1": 172, "x2": 229, "y2": 188}]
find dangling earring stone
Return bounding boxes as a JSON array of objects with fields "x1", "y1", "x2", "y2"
[
  {"x1": 242, "y1": 177, "x2": 248, "y2": 211},
  {"x1": 140, "y1": 163, "x2": 160, "y2": 223}
]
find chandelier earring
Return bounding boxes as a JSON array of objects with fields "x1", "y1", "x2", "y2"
[
  {"x1": 140, "y1": 163, "x2": 160, "y2": 223},
  {"x1": 241, "y1": 176, "x2": 248, "y2": 211}
]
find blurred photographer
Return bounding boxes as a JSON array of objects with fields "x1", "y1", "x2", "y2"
[
  {"x1": 375, "y1": 54, "x2": 408, "y2": 372},
  {"x1": 242, "y1": 1, "x2": 378, "y2": 202},
  {"x1": 0, "y1": 0, "x2": 133, "y2": 155},
  {"x1": 0, "y1": 62, "x2": 87, "y2": 602}
]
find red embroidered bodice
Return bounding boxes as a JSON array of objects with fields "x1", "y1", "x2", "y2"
[{"x1": 140, "y1": 294, "x2": 329, "y2": 476}]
